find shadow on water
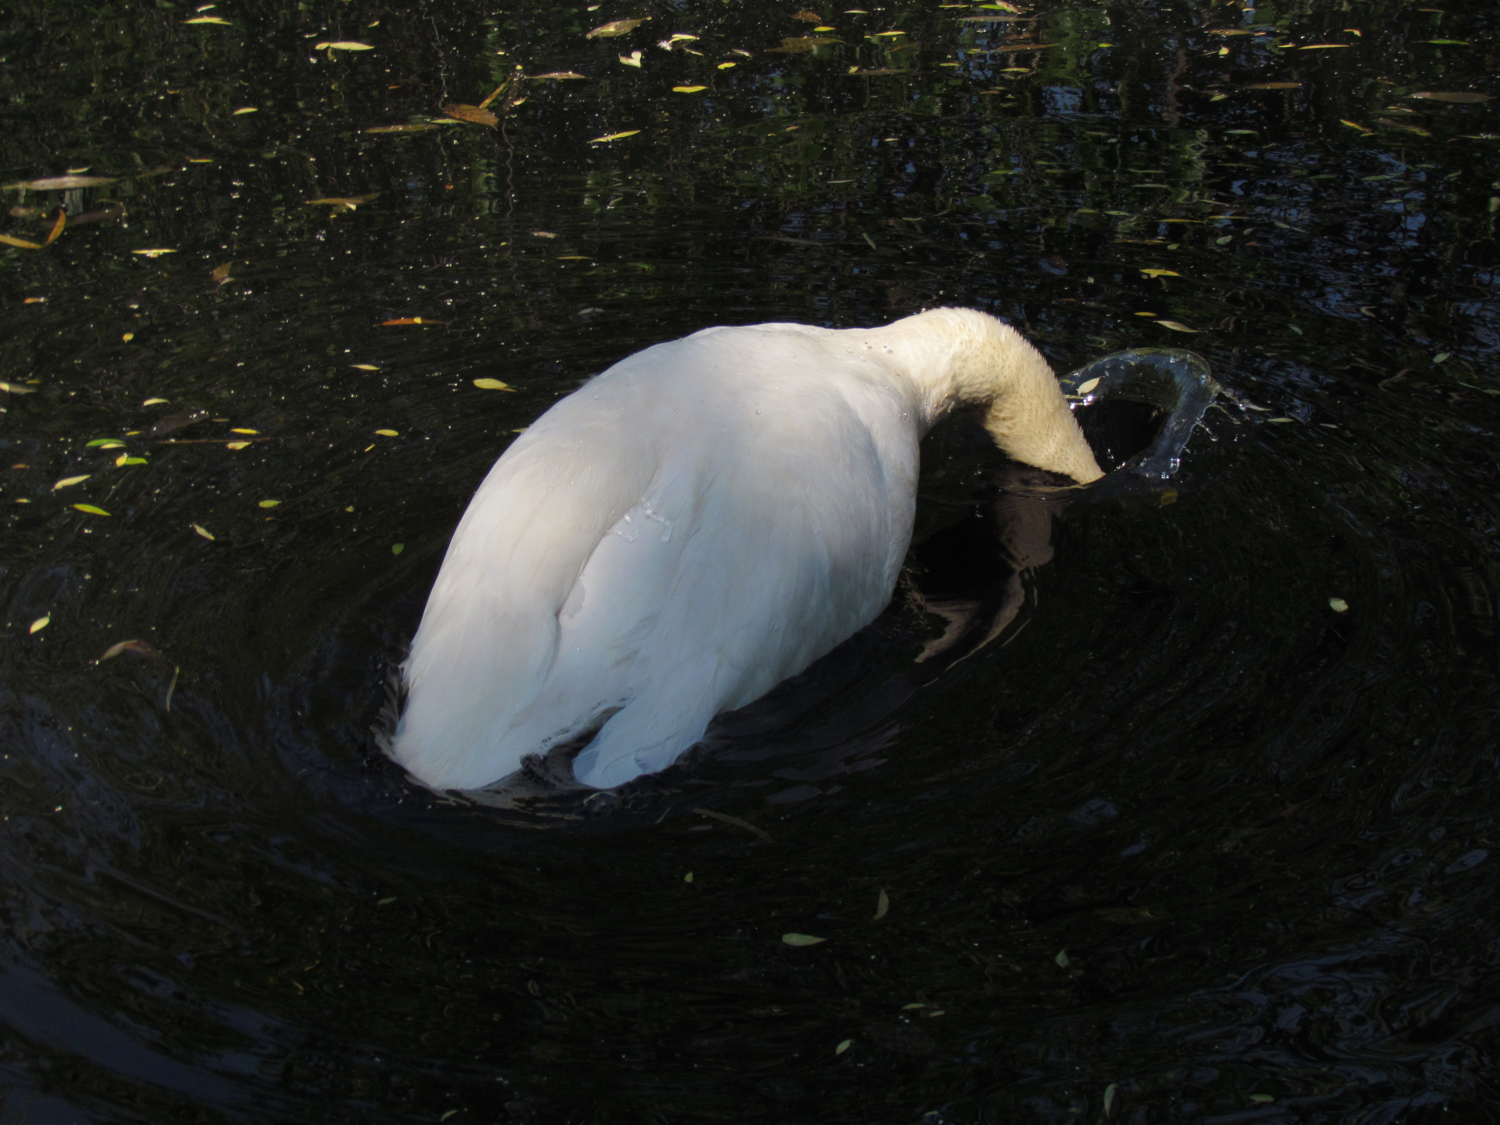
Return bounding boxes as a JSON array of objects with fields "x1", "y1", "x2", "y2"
[{"x1": 1, "y1": 0, "x2": 1499, "y2": 1121}]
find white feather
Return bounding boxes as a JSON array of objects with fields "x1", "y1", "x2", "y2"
[{"x1": 392, "y1": 308, "x2": 1101, "y2": 790}]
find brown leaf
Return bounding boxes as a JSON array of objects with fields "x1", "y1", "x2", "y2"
[
  {"x1": 529, "y1": 71, "x2": 588, "y2": 80},
  {"x1": 42, "y1": 210, "x2": 65, "y2": 246},
  {"x1": 380, "y1": 317, "x2": 446, "y2": 326},
  {"x1": 585, "y1": 17, "x2": 650, "y2": 38},
  {"x1": 443, "y1": 103, "x2": 498, "y2": 126},
  {"x1": 4, "y1": 175, "x2": 117, "y2": 191},
  {"x1": 766, "y1": 36, "x2": 842, "y2": 52},
  {"x1": 0, "y1": 233, "x2": 45, "y2": 250},
  {"x1": 1245, "y1": 81, "x2": 1301, "y2": 90},
  {"x1": 478, "y1": 81, "x2": 510, "y2": 110},
  {"x1": 792, "y1": 9, "x2": 822, "y2": 21},
  {"x1": 212, "y1": 263, "x2": 231, "y2": 282},
  {"x1": 100, "y1": 639, "x2": 163, "y2": 661}
]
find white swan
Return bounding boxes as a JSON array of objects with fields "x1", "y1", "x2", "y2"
[{"x1": 391, "y1": 308, "x2": 1103, "y2": 791}]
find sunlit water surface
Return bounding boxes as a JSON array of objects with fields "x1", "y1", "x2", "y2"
[{"x1": 1, "y1": 0, "x2": 1498, "y2": 1121}]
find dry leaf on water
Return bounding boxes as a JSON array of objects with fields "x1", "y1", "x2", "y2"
[
  {"x1": 313, "y1": 41, "x2": 374, "y2": 50},
  {"x1": 5, "y1": 175, "x2": 117, "y2": 190},
  {"x1": 1410, "y1": 91, "x2": 1492, "y2": 103}
]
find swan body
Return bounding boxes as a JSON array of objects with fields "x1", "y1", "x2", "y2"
[{"x1": 392, "y1": 308, "x2": 1102, "y2": 791}]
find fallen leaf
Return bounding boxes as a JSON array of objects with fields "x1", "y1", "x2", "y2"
[
  {"x1": 364, "y1": 124, "x2": 440, "y2": 133},
  {"x1": 121, "y1": 332, "x2": 134, "y2": 342},
  {"x1": 1055, "y1": 949, "x2": 1070, "y2": 967},
  {"x1": 1076, "y1": 377, "x2": 1101, "y2": 395},
  {"x1": 304, "y1": 196, "x2": 372, "y2": 210},
  {"x1": 673, "y1": 85, "x2": 707, "y2": 93},
  {"x1": 1140, "y1": 268, "x2": 1180, "y2": 278},
  {"x1": 693, "y1": 807, "x2": 774, "y2": 841},
  {"x1": 212, "y1": 263, "x2": 231, "y2": 282},
  {"x1": 232, "y1": 107, "x2": 258, "y2": 115},
  {"x1": 391, "y1": 542, "x2": 404, "y2": 555},
  {"x1": 717, "y1": 61, "x2": 736, "y2": 69},
  {"x1": 42, "y1": 210, "x2": 65, "y2": 246},
  {"x1": 1341, "y1": 119, "x2": 1373, "y2": 133},
  {"x1": 229, "y1": 427, "x2": 258, "y2": 434},
  {"x1": 590, "y1": 130, "x2": 641, "y2": 142},
  {"x1": 132, "y1": 248, "x2": 177, "y2": 257},
  {"x1": 313, "y1": 40, "x2": 374, "y2": 50},
  {"x1": 1410, "y1": 91, "x2": 1492, "y2": 103},
  {"x1": 532, "y1": 231, "x2": 557, "y2": 238},
  {"x1": 351, "y1": 364, "x2": 380, "y2": 371},
  {"x1": 86, "y1": 439, "x2": 125, "y2": 448},
  {"x1": 1329, "y1": 597, "x2": 1349, "y2": 612},
  {"x1": 473, "y1": 378, "x2": 515, "y2": 391},
  {"x1": 0, "y1": 234, "x2": 46, "y2": 250},
  {"x1": 52, "y1": 474, "x2": 91, "y2": 490},
  {"x1": 1156, "y1": 319, "x2": 1198, "y2": 333},
  {"x1": 792, "y1": 9, "x2": 822, "y2": 21},
  {"x1": 100, "y1": 639, "x2": 160, "y2": 660},
  {"x1": 192, "y1": 524, "x2": 215, "y2": 540},
  {"x1": 29, "y1": 616, "x2": 49, "y2": 634},
  {"x1": 619, "y1": 51, "x2": 643, "y2": 67},
  {"x1": 874, "y1": 888, "x2": 889, "y2": 920},
  {"x1": 4, "y1": 175, "x2": 117, "y2": 190},
  {"x1": 258, "y1": 499, "x2": 281, "y2": 508},
  {"x1": 768, "y1": 36, "x2": 842, "y2": 52},
  {"x1": 443, "y1": 103, "x2": 497, "y2": 126},
  {"x1": 381, "y1": 317, "x2": 444, "y2": 326},
  {"x1": 375, "y1": 429, "x2": 399, "y2": 437},
  {"x1": 115, "y1": 454, "x2": 148, "y2": 466},
  {"x1": 835, "y1": 1039, "x2": 852, "y2": 1055},
  {"x1": 530, "y1": 71, "x2": 588, "y2": 80},
  {"x1": 142, "y1": 397, "x2": 169, "y2": 405},
  {"x1": 1427, "y1": 39, "x2": 1470, "y2": 46},
  {"x1": 1245, "y1": 81, "x2": 1301, "y2": 90},
  {"x1": 782, "y1": 933, "x2": 826, "y2": 946},
  {"x1": 1299, "y1": 43, "x2": 1351, "y2": 49},
  {"x1": 1250, "y1": 1095, "x2": 1276, "y2": 1104},
  {"x1": 74, "y1": 504, "x2": 111, "y2": 515},
  {"x1": 586, "y1": 17, "x2": 650, "y2": 38},
  {"x1": 185, "y1": 15, "x2": 231, "y2": 24},
  {"x1": 226, "y1": 441, "x2": 250, "y2": 450}
]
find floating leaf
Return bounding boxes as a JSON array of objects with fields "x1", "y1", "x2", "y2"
[
  {"x1": 258, "y1": 499, "x2": 281, "y2": 508},
  {"x1": 232, "y1": 107, "x2": 258, "y2": 115},
  {"x1": 1434, "y1": 352, "x2": 1450, "y2": 363},
  {"x1": 304, "y1": 196, "x2": 372, "y2": 210},
  {"x1": 1329, "y1": 597, "x2": 1349, "y2": 613},
  {"x1": 212, "y1": 262, "x2": 231, "y2": 282},
  {"x1": 192, "y1": 524, "x2": 215, "y2": 540},
  {"x1": 1076, "y1": 377, "x2": 1100, "y2": 395},
  {"x1": 87, "y1": 439, "x2": 125, "y2": 448},
  {"x1": 0, "y1": 233, "x2": 46, "y2": 250},
  {"x1": 590, "y1": 129, "x2": 641, "y2": 143},
  {"x1": 115, "y1": 454, "x2": 148, "y2": 466},
  {"x1": 121, "y1": 332, "x2": 135, "y2": 342},
  {"x1": 874, "y1": 888, "x2": 889, "y2": 920},
  {"x1": 792, "y1": 9, "x2": 822, "y2": 21},
  {"x1": 1140, "y1": 268, "x2": 1180, "y2": 278},
  {"x1": 835, "y1": 1039, "x2": 852, "y2": 1055},
  {"x1": 1410, "y1": 91, "x2": 1492, "y2": 103},
  {"x1": 313, "y1": 40, "x2": 374, "y2": 50},
  {"x1": 619, "y1": 51, "x2": 643, "y2": 67},
  {"x1": 29, "y1": 616, "x2": 49, "y2": 634},
  {"x1": 693, "y1": 807, "x2": 774, "y2": 841},
  {"x1": 74, "y1": 504, "x2": 111, "y2": 515},
  {"x1": 1341, "y1": 119, "x2": 1373, "y2": 133},
  {"x1": 1055, "y1": 949, "x2": 1070, "y2": 967},
  {"x1": 531, "y1": 71, "x2": 588, "y2": 80},
  {"x1": 1299, "y1": 43, "x2": 1351, "y2": 49},
  {"x1": 717, "y1": 61, "x2": 736, "y2": 69},
  {"x1": 4, "y1": 175, "x2": 116, "y2": 190},
  {"x1": 473, "y1": 378, "x2": 515, "y2": 391},
  {"x1": 673, "y1": 85, "x2": 707, "y2": 93},
  {"x1": 185, "y1": 15, "x2": 231, "y2": 24},
  {"x1": 100, "y1": 639, "x2": 160, "y2": 660},
  {"x1": 142, "y1": 397, "x2": 169, "y2": 405},
  {"x1": 375, "y1": 429, "x2": 399, "y2": 437},
  {"x1": 391, "y1": 542, "x2": 404, "y2": 555},
  {"x1": 364, "y1": 123, "x2": 440, "y2": 134},
  {"x1": 1155, "y1": 319, "x2": 1198, "y2": 333},
  {"x1": 381, "y1": 317, "x2": 444, "y2": 326},
  {"x1": 1427, "y1": 39, "x2": 1470, "y2": 46},
  {"x1": 0, "y1": 381, "x2": 35, "y2": 395},
  {"x1": 782, "y1": 933, "x2": 826, "y2": 946},
  {"x1": 1246, "y1": 81, "x2": 1301, "y2": 90},
  {"x1": 132, "y1": 248, "x2": 177, "y2": 257},
  {"x1": 586, "y1": 17, "x2": 649, "y2": 37},
  {"x1": 351, "y1": 364, "x2": 380, "y2": 371},
  {"x1": 683, "y1": 871, "x2": 693, "y2": 882},
  {"x1": 226, "y1": 441, "x2": 250, "y2": 450},
  {"x1": 52, "y1": 474, "x2": 90, "y2": 490},
  {"x1": 767, "y1": 36, "x2": 841, "y2": 52},
  {"x1": 532, "y1": 231, "x2": 557, "y2": 239},
  {"x1": 443, "y1": 103, "x2": 498, "y2": 126}
]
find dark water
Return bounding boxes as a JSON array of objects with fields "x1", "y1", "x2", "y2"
[{"x1": 2, "y1": 0, "x2": 1499, "y2": 1121}]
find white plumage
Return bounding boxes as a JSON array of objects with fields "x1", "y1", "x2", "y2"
[{"x1": 392, "y1": 308, "x2": 1102, "y2": 791}]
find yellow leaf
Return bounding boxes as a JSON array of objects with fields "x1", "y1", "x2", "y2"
[
  {"x1": 313, "y1": 41, "x2": 375, "y2": 50},
  {"x1": 782, "y1": 933, "x2": 826, "y2": 946},
  {"x1": 0, "y1": 234, "x2": 45, "y2": 250},
  {"x1": 230, "y1": 427, "x2": 259, "y2": 434},
  {"x1": 258, "y1": 499, "x2": 281, "y2": 508},
  {"x1": 52, "y1": 474, "x2": 91, "y2": 490},
  {"x1": 1155, "y1": 319, "x2": 1198, "y2": 333},
  {"x1": 673, "y1": 85, "x2": 707, "y2": 93},
  {"x1": 530, "y1": 71, "x2": 587, "y2": 80},
  {"x1": 143, "y1": 397, "x2": 169, "y2": 405},
  {"x1": 619, "y1": 51, "x2": 643, "y2": 67},
  {"x1": 4, "y1": 175, "x2": 115, "y2": 190},
  {"x1": 212, "y1": 263, "x2": 231, "y2": 281},
  {"x1": 226, "y1": 441, "x2": 250, "y2": 450},
  {"x1": 590, "y1": 130, "x2": 641, "y2": 143},
  {"x1": 375, "y1": 429, "x2": 399, "y2": 437},
  {"x1": 1340, "y1": 119, "x2": 1373, "y2": 133},
  {"x1": 74, "y1": 504, "x2": 111, "y2": 515},
  {"x1": 1140, "y1": 268, "x2": 1180, "y2": 278},
  {"x1": 192, "y1": 524, "x2": 215, "y2": 540},
  {"x1": 232, "y1": 107, "x2": 258, "y2": 115},
  {"x1": 132, "y1": 249, "x2": 177, "y2": 258},
  {"x1": 185, "y1": 15, "x2": 231, "y2": 23},
  {"x1": 351, "y1": 364, "x2": 380, "y2": 371},
  {"x1": 29, "y1": 616, "x2": 49, "y2": 634},
  {"x1": 1299, "y1": 43, "x2": 1351, "y2": 49},
  {"x1": 717, "y1": 61, "x2": 736, "y2": 69},
  {"x1": 473, "y1": 378, "x2": 515, "y2": 391},
  {"x1": 122, "y1": 332, "x2": 135, "y2": 342}
]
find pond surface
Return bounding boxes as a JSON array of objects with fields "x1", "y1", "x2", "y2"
[{"x1": 2, "y1": 0, "x2": 1499, "y2": 1121}]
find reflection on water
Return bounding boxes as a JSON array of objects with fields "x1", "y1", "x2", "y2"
[{"x1": 1, "y1": 0, "x2": 1499, "y2": 1120}]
